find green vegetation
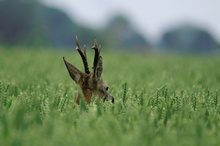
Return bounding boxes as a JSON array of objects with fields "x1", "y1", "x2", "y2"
[{"x1": 0, "y1": 48, "x2": 220, "y2": 146}]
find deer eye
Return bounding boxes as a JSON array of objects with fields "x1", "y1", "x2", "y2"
[{"x1": 105, "y1": 86, "x2": 109, "y2": 91}]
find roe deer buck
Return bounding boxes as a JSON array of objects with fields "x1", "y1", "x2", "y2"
[{"x1": 63, "y1": 36, "x2": 114, "y2": 104}]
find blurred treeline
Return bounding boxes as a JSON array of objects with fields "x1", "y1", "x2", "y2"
[{"x1": 0, "y1": 0, "x2": 219, "y2": 53}]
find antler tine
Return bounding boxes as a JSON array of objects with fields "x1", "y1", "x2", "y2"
[
  {"x1": 92, "y1": 37, "x2": 100, "y2": 69},
  {"x1": 75, "y1": 36, "x2": 90, "y2": 74}
]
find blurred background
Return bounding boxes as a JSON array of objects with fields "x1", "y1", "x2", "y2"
[{"x1": 0, "y1": 0, "x2": 220, "y2": 54}]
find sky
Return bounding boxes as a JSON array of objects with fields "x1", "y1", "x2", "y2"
[{"x1": 41, "y1": 0, "x2": 220, "y2": 42}]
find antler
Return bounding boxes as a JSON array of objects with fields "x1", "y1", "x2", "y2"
[
  {"x1": 75, "y1": 36, "x2": 90, "y2": 74},
  {"x1": 92, "y1": 37, "x2": 101, "y2": 69}
]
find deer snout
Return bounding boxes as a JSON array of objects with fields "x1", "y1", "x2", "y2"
[{"x1": 105, "y1": 94, "x2": 114, "y2": 103}]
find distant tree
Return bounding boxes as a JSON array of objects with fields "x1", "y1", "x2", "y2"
[
  {"x1": 0, "y1": 0, "x2": 37, "y2": 44},
  {"x1": 0, "y1": 0, "x2": 96, "y2": 48},
  {"x1": 31, "y1": 5, "x2": 75, "y2": 47},
  {"x1": 0, "y1": 1, "x2": 150, "y2": 50},
  {"x1": 159, "y1": 24, "x2": 218, "y2": 53},
  {"x1": 101, "y1": 15, "x2": 151, "y2": 50}
]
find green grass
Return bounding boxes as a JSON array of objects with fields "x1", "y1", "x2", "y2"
[{"x1": 0, "y1": 48, "x2": 220, "y2": 146}]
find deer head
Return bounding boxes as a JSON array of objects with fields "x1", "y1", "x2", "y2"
[{"x1": 63, "y1": 36, "x2": 114, "y2": 104}]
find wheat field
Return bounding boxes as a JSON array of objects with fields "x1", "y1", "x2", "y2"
[{"x1": 0, "y1": 48, "x2": 220, "y2": 146}]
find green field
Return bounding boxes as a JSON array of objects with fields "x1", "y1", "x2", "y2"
[{"x1": 0, "y1": 48, "x2": 220, "y2": 146}]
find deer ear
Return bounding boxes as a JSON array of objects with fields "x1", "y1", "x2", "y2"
[
  {"x1": 63, "y1": 57, "x2": 82, "y2": 83},
  {"x1": 94, "y1": 56, "x2": 103, "y2": 81}
]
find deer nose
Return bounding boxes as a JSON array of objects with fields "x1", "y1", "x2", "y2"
[
  {"x1": 111, "y1": 97, "x2": 114, "y2": 103},
  {"x1": 105, "y1": 94, "x2": 114, "y2": 103}
]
